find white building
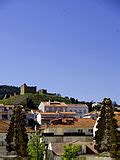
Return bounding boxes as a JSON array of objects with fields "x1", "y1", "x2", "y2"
[
  {"x1": 38, "y1": 101, "x2": 88, "y2": 117},
  {"x1": 38, "y1": 101, "x2": 67, "y2": 112},
  {"x1": 66, "y1": 104, "x2": 88, "y2": 117}
]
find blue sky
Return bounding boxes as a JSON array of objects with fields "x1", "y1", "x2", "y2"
[{"x1": 0, "y1": 0, "x2": 120, "y2": 103}]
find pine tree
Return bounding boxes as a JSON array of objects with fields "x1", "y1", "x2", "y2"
[{"x1": 5, "y1": 105, "x2": 28, "y2": 157}]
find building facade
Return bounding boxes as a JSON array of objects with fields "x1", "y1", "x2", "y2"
[
  {"x1": 0, "y1": 104, "x2": 14, "y2": 120},
  {"x1": 38, "y1": 101, "x2": 88, "y2": 117}
]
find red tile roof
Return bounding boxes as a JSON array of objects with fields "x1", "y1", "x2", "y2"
[
  {"x1": 67, "y1": 104, "x2": 88, "y2": 108},
  {"x1": 42, "y1": 102, "x2": 67, "y2": 107},
  {"x1": 48, "y1": 118, "x2": 96, "y2": 128}
]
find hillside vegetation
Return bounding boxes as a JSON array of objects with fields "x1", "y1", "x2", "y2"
[
  {"x1": 0, "y1": 93, "x2": 72, "y2": 108},
  {"x1": 0, "y1": 85, "x2": 19, "y2": 99},
  {"x1": 0, "y1": 85, "x2": 89, "y2": 110}
]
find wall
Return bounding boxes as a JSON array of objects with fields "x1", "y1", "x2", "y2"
[
  {"x1": 44, "y1": 136, "x2": 93, "y2": 143},
  {"x1": 38, "y1": 102, "x2": 45, "y2": 112},
  {"x1": 44, "y1": 127, "x2": 93, "y2": 136},
  {"x1": 67, "y1": 106, "x2": 88, "y2": 117}
]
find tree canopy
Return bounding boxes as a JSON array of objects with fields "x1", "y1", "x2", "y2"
[
  {"x1": 27, "y1": 132, "x2": 46, "y2": 160},
  {"x1": 62, "y1": 143, "x2": 82, "y2": 160}
]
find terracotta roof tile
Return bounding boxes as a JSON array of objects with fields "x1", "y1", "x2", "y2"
[
  {"x1": 0, "y1": 120, "x2": 10, "y2": 132},
  {"x1": 48, "y1": 118, "x2": 96, "y2": 128},
  {"x1": 66, "y1": 104, "x2": 88, "y2": 108},
  {"x1": 42, "y1": 102, "x2": 67, "y2": 107}
]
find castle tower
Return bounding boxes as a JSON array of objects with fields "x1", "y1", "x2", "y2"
[{"x1": 20, "y1": 83, "x2": 27, "y2": 95}]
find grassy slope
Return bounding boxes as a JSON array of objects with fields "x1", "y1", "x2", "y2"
[{"x1": 0, "y1": 93, "x2": 71, "y2": 107}]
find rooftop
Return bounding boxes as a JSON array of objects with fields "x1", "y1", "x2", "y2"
[
  {"x1": 48, "y1": 118, "x2": 96, "y2": 128},
  {"x1": 42, "y1": 101, "x2": 67, "y2": 107},
  {"x1": 66, "y1": 104, "x2": 88, "y2": 108},
  {"x1": 41, "y1": 101, "x2": 88, "y2": 108},
  {"x1": 0, "y1": 120, "x2": 10, "y2": 132},
  {"x1": 39, "y1": 112, "x2": 77, "y2": 115},
  {"x1": 49, "y1": 140, "x2": 97, "y2": 156}
]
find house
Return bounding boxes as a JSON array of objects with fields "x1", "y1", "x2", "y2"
[
  {"x1": 66, "y1": 104, "x2": 88, "y2": 117},
  {"x1": 0, "y1": 104, "x2": 14, "y2": 120},
  {"x1": 37, "y1": 112, "x2": 77, "y2": 125},
  {"x1": 38, "y1": 101, "x2": 88, "y2": 117},
  {"x1": 38, "y1": 101, "x2": 67, "y2": 112},
  {"x1": 83, "y1": 111, "x2": 100, "y2": 119},
  {"x1": 37, "y1": 112, "x2": 58, "y2": 125},
  {"x1": 42, "y1": 118, "x2": 96, "y2": 143},
  {"x1": 0, "y1": 119, "x2": 35, "y2": 147},
  {"x1": 25, "y1": 111, "x2": 37, "y2": 120}
]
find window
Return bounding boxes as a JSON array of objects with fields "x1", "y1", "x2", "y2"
[
  {"x1": 79, "y1": 110, "x2": 82, "y2": 114},
  {"x1": 4, "y1": 107, "x2": 7, "y2": 111},
  {"x1": 51, "y1": 107, "x2": 54, "y2": 111},
  {"x1": 78, "y1": 129, "x2": 83, "y2": 133},
  {"x1": 2, "y1": 115, "x2": 8, "y2": 120},
  {"x1": 84, "y1": 110, "x2": 86, "y2": 114},
  {"x1": 88, "y1": 129, "x2": 93, "y2": 133},
  {"x1": 46, "y1": 107, "x2": 49, "y2": 111}
]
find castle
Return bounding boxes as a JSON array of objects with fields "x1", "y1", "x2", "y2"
[{"x1": 20, "y1": 83, "x2": 37, "y2": 95}]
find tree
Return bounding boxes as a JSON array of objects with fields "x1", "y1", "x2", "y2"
[
  {"x1": 5, "y1": 105, "x2": 28, "y2": 157},
  {"x1": 75, "y1": 99, "x2": 79, "y2": 104},
  {"x1": 62, "y1": 143, "x2": 82, "y2": 160},
  {"x1": 27, "y1": 132, "x2": 46, "y2": 160},
  {"x1": 5, "y1": 115, "x2": 15, "y2": 152},
  {"x1": 94, "y1": 102, "x2": 106, "y2": 152},
  {"x1": 92, "y1": 102, "x2": 101, "y2": 111},
  {"x1": 70, "y1": 97, "x2": 76, "y2": 104},
  {"x1": 94, "y1": 98, "x2": 118, "y2": 158},
  {"x1": 14, "y1": 106, "x2": 29, "y2": 157},
  {"x1": 26, "y1": 98, "x2": 35, "y2": 109}
]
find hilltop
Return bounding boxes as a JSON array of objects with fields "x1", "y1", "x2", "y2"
[
  {"x1": 0, "y1": 85, "x2": 91, "y2": 110},
  {"x1": 0, "y1": 93, "x2": 74, "y2": 109}
]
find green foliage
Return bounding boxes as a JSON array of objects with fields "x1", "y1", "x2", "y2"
[
  {"x1": 5, "y1": 105, "x2": 28, "y2": 157},
  {"x1": 5, "y1": 115, "x2": 15, "y2": 152},
  {"x1": 26, "y1": 98, "x2": 35, "y2": 109},
  {"x1": 0, "y1": 85, "x2": 19, "y2": 99},
  {"x1": 27, "y1": 133, "x2": 46, "y2": 160},
  {"x1": 14, "y1": 106, "x2": 29, "y2": 157},
  {"x1": 62, "y1": 144, "x2": 82, "y2": 160},
  {"x1": 94, "y1": 98, "x2": 118, "y2": 158},
  {"x1": 0, "y1": 93, "x2": 72, "y2": 108},
  {"x1": 94, "y1": 103, "x2": 106, "y2": 152}
]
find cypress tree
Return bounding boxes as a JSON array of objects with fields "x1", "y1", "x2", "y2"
[
  {"x1": 5, "y1": 105, "x2": 28, "y2": 157},
  {"x1": 5, "y1": 114, "x2": 15, "y2": 152},
  {"x1": 14, "y1": 105, "x2": 28, "y2": 157},
  {"x1": 94, "y1": 100, "x2": 106, "y2": 152},
  {"x1": 94, "y1": 98, "x2": 118, "y2": 158}
]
